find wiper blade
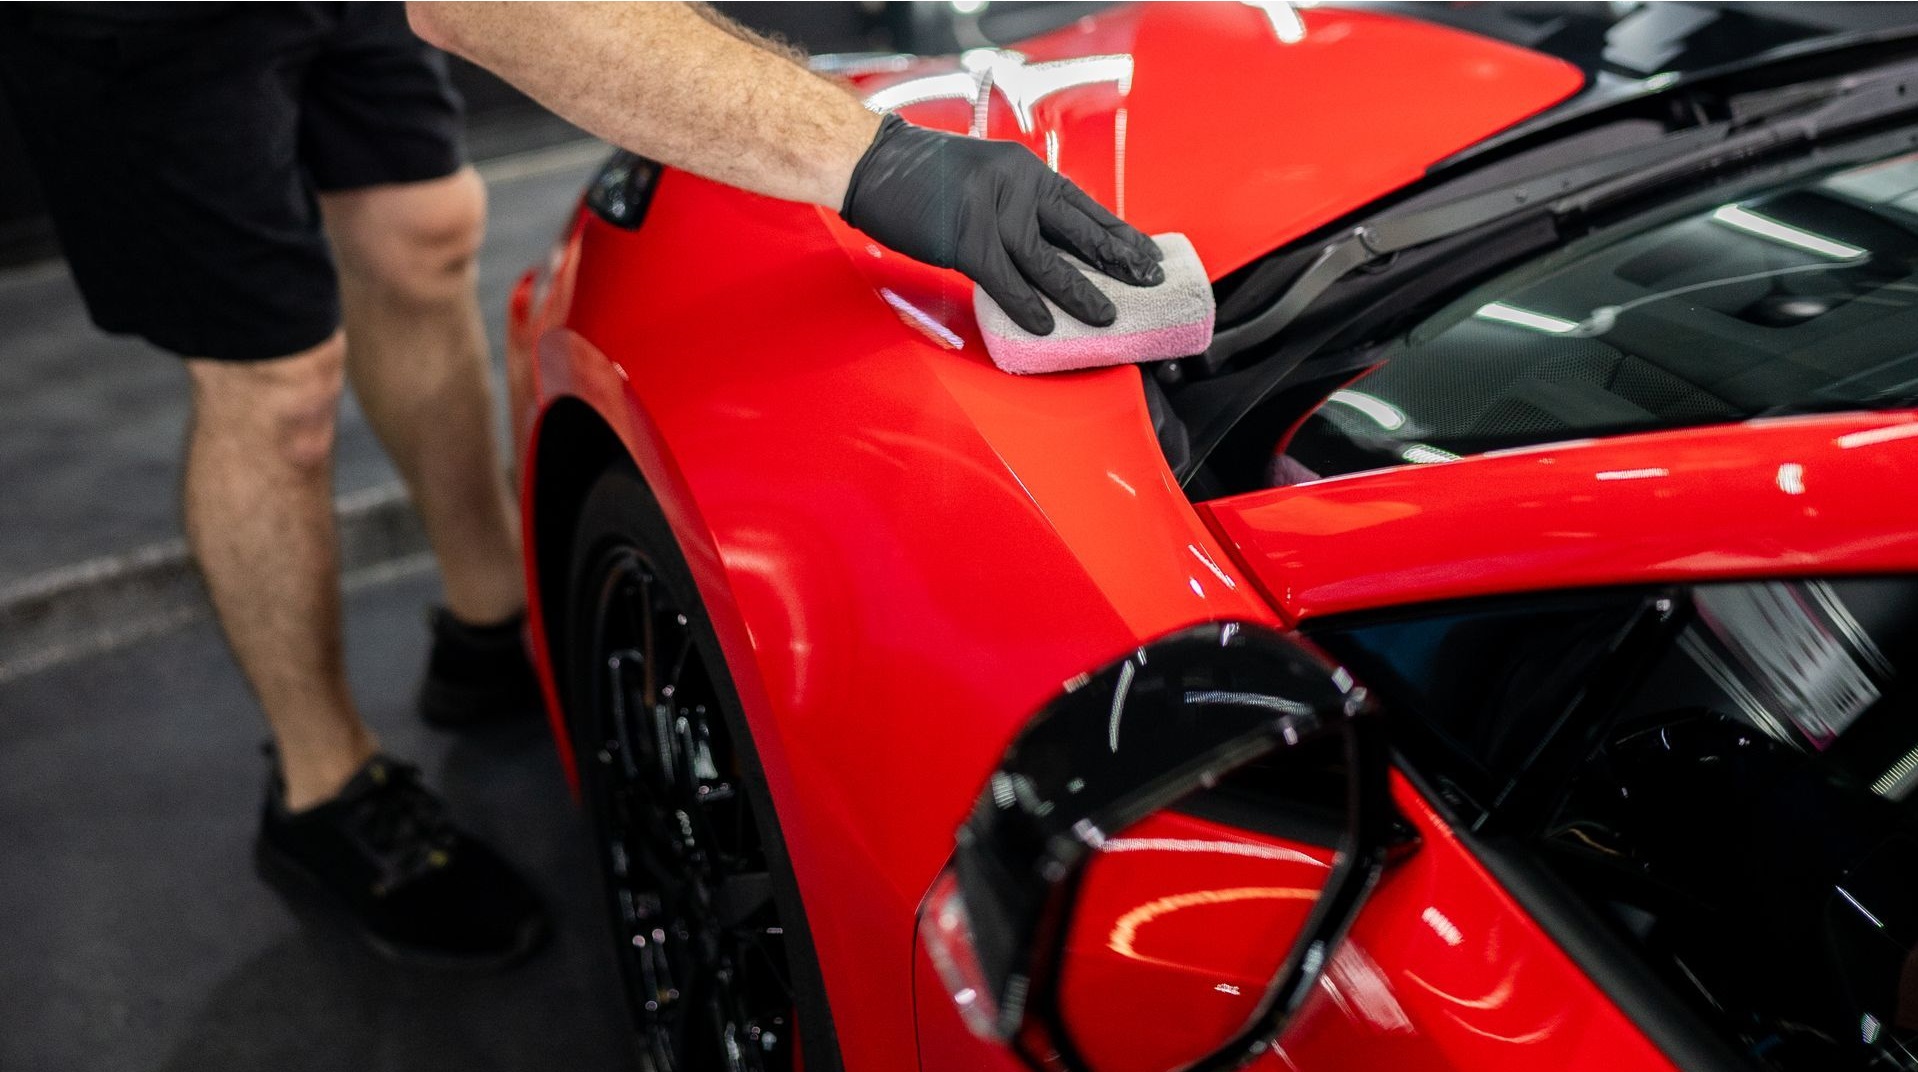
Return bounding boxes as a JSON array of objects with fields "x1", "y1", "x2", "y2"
[
  {"x1": 1199, "y1": 132, "x2": 1721, "y2": 369},
  {"x1": 1203, "y1": 55, "x2": 1918, "y2": 374}
]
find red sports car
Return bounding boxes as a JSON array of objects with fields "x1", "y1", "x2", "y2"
[{"x1": 503, "y1": 5, "x2": 1918, "y2": 1071}]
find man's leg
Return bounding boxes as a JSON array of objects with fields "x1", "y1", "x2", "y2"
[
  {"x1": 183, "y1": 335, "x2": 376, "y2": 811},
  {"x1": 320, "y1": 167, "x2": 525, "y2": 628}
]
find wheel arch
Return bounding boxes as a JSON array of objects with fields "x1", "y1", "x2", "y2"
[
  {"x1": 525, "y1": 383, "x2": 853, "y2": 1068},
  {"x1": 526, "y1": 393, "x2": 627, "y2": 757}
]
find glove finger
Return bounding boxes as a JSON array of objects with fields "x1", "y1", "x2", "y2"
[
  {"x1": 1009, "y1": 228, "x2": 1116, "y2": 328},
  {"x1": 1061, "y1": 183, "x2": 1164, "y2": 262},
  {"x1": 1041, "y1": 200, "x2": 1164, "y2": 288},
  {"x1": 979, "y1": 244, "x2": 1056, "y2": 336}
]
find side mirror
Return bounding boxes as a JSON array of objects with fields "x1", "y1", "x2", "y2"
[{"x1": 919, "y1": 622, "x2": 1393, "y2": 1072}]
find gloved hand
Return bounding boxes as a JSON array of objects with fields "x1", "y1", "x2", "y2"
[{"x1": 840, "y1": 113, "x2": 1165, "y2": 336}]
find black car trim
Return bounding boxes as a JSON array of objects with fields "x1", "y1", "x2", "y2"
[
  {"x1": 1199, "y1": 53, "x2": 1918, "y2": 374},
  {"x1": 1442, "y1": 24, "x2": 1918, "y2": 177},
  {"x1": 1174, "y1": 109, "x2": 1918, "y2": 490}
]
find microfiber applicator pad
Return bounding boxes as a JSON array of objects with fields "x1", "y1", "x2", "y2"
[{"x1": 974, "y1": 232, "x2": 1214, "y2": 374}]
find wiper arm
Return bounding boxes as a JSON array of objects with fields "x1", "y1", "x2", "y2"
[
  {"x1": 1199, "y1": 135, "x2": 1715, "y2": 369},
  {"x1": 1202, "y1": 55, "x2": 1918, "y2": 374}
]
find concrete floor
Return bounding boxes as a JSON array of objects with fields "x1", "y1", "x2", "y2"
[{"x1": 0, "y1": 568, "x2": 636, "y2": 1072}]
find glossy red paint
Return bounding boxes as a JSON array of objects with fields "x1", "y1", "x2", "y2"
[
  {"x1": 489, "y1": 5, "x2": 1687, "y2": 1071},
  {"x1": 1056, "y1": 809, "x2": 1336, "y2": 1072},
  {"x1": 914, "y1": 776, "x2": 1683, "y2": 1072},
  {"x1": 522, "y1": 167, "x2": 1271, "y2": 1072},
  {"x1": 852, "y1": 4, "x2": 1583, "y2": 276},
  {"x1": 1274, "y1": 775, "x2": 1679, "y2": 1072},
  {"x1": 1204, "y1": 412, "x2": 1918, "y2": 622}
]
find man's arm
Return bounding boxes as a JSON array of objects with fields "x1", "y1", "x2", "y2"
[
  {"x1": 410, "y1": 2, "x2": 1163, "y2": 335},
  {"x1": 410, "y1": 2, "x2": 875, "y2": 209}
]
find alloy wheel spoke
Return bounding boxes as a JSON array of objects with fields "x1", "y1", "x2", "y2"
[{"x1": 590, "y1": 551, "x2": 796, "y2": 1072}]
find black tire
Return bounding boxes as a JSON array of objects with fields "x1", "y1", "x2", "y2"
[{"x1": 562, "y1": 465, "x2": 842, "y2": 1072}]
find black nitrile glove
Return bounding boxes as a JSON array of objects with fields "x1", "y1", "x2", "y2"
[{"x1": 840, "y1": 113, "x2": 1165, "y2": 336}]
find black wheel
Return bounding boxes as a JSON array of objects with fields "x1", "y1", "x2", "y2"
[{"x1": 563, "y1": 466, "x2": 840, "y2": 1072}]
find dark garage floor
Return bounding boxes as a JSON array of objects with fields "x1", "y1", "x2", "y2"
[
  {"x1": 0, "y1": 136, "x2": 638, "y2": 1071},
  {"x1": 0, "y1": 568, "x2": 636, "y2": 1072}
]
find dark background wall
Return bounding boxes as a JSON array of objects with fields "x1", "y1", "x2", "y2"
[
  {"x1": 0, "y1": 85, "x2": 50, "y2": 266},
  {"x1": 0, "y1": 3, "x2": 896, "y2": 267},
  {"x1": 0, "y1": 1, "x2": 1052, "y2": 268},
  {"x1": 8, "y1": 2, "x2": 1905, "y2": 270}
]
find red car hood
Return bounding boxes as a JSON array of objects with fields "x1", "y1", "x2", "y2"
[
  {"x1": 1202, "y1": 413, "x2": 1918, "y2": 622},
  {"x1": 847, "y1": 3, "x2": 1583, "y2": 277}
]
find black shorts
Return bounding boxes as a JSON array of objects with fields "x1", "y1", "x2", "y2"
[{"x1": 0, "y1": 3, "x2": 466, "y2": 361}]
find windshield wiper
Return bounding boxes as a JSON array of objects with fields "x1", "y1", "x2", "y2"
[{"x1": 1201, "y1": 54, "x2": 1918, "y2": 375}]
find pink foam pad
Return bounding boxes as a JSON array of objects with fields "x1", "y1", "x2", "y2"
[{"x1": 974, "y1": 232, "x2": 1214, "y2": 375}]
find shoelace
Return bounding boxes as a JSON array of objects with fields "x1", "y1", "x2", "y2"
[{"x1": 346, "y1": 760, "x2": 460, "y2": 896}]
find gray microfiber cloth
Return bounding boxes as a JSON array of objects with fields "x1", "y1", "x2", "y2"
[{"x1": 973, "y1": 232, "x2": 1214, "y2": 374}]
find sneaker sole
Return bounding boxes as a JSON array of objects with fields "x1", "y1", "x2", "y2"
[{"x1": 253, "y1": 836, "x2": 548, "y2": 972}]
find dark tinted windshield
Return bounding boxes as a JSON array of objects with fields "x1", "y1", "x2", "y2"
[{"x1": 1278, "y1": 149, "x2": 1918, "y2": 485}]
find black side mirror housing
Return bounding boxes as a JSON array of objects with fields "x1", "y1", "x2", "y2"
[{"x1": 919, "y1": 621, "x2": 1395, "y2": 1072}]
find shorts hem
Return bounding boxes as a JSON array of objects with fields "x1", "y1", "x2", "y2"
[
  {"x1": 105, "y1": 316, "x2": 344, "y2": 363},
  {"x1": 310, "y1": 150, "x2": 467, "y2": 194}
]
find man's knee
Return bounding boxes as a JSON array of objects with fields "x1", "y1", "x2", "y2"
[
  {"x1": 186, "y1": 333, "x2": 347, "y2": 474},
  {"x1": 324, "y1": 168, "x2": 487, "y2": 307}
]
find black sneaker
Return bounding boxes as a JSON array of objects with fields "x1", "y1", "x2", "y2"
[
  {"x1": 256, "y1": 753, "x2": 548, "y2": 968},
  {"x1": 416, "y1": 606, "x2": 544, "y2": 728}
]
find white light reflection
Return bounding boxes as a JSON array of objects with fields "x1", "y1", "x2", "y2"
[
  {"x1": 1474, "y1": 301, "x2": 1581, "y2": 334},
  {"x1": 991, "y1": 54, "x2": 1134, "y2": 133},
  {"x1": 1107, "y1": 886, "x2": 1321, "y2": 966},
  {"x1": 1837, "y1": 885, "x2": 1886, "y2": 929},
  {"x1": 1871, "y1": 744, "x2": 1918, "y2": 800},
  {"x1": 1319, "y1": 943, "x2": 1414, "y2": 1033},
  {"x1": 1711, "y1": 204, "x2": 1869, "y2": 261},
  {"x1": 1400, "y1": 445, "x2": 1460, "y2": 465},
  {"x1": 1836, "y1": 422, "x2": 1918, "y2": 449},
  {"x1": 1595, "y1": 467, "x2": 1669, "y2": 481},
  {"x1": 865, "y1": 52, "x2": 1136, "y2": 133},
  {"x1": 878, "y1": 288, "x2": 964, "y2": 349},
  {"x1": 863, "y1": 71, "x2": 981, "y2": 114},
  {"x1": 1242, "y1": 1, "x2": 1307, "y2": 43},
  {"x1": 1420, "y1": 906, "x2": 1464, "y2": 947},
  {"x1": 1189, "y1": 544, "x2": 1239, "y2": 591},
  {"x1": 1183, "y1": 690, "x2": 1315, "y2": 716},
  {"x1": 1326, "y1": 389, "x2": 1407, "y2": 431},
  {"x1": 1108, "y1": 658, "x2": 1136, "y2": 754},
  {"x1": 989, "y1": 770, "x2": 1017, "y2": 809},
  {"x1": 1777, "y1": 462, "x2": 1807, "y2": 495},
  {"x1": 1100, "y1": 837, "x2": 1328, "y2": 867}
]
